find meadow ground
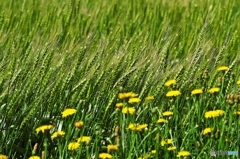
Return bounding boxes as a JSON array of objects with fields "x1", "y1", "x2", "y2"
[{"x1": 0, "y1": 0, "x2": 240, "y2": 158}]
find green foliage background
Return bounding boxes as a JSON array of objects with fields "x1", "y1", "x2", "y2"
[{"x1": 0, "y1": 0, "x2": 239, "y2": 158}]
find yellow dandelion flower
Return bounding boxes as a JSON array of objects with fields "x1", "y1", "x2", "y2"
[
  {"x1": 68, "y1": 142, "x2": 80, "y2": 150},
  {"x1": 116, "y1": 103, "x2": 124, "y2": 108},
  {"x1": 128, "y1": 123, "x2": 148, "y2": 131},
  {"x1": 98, "y1": 153, "x2": 112, "y2": 159},
  {"x1": 205, "y1": 110, "x2": 225, "y2": 118},
  {"x1": 233, "y1": 111, "x2": 240, "y2": 115},
  {"x1": 145, "y1": 96, "x2": 154, "y2": 101},
  {"x1": 0, "y1": 154, "x2": 9, "y2": 159},
  {"x1": 35, "y1": 125, "x2": 54, "y2": 134},
  {"x1": 161, "y1": 139, "x2": 173, "y2": 146},
  {"x1": 217, "y1": 66, "x2": 228, "y2": 71},
  {"x1": 29, "y1": 156, "x2": 40, "y2": 159},
  {"x1": 107, "y1": 144, "x2": 118, "y2": 152},
  {"x1": 74, "y1": 121, "x2": 84, "y2": 128},
  {"x1": 191, "y1": 89, "x2": 203, "y2": 95},
  {"x1": 118, "y1": 92, "x2": 137, "y2": 99},
  {"x1": 164, "y1": 79, "x2": 176, "y2": 87},
  {"x1": 128, "y1": 123, "x2": 137, "y2": 130},
  {"x1": 136, "y1": 124, "x2": 148, "y2": 131},
  {"x1": 61, "y1": 108, "x2": 77, "y2": 118},
  {"x1": 166, "y1": 90, "x2": 181, "y2": 97},
  {"x1": 151, "y1": 150, "x2": 157, "y2": 154},
  {"x1": 208, "y1": 87, "x2": 220, "y2": 94},
  {"x1": 177, "y1": 150, "x2": 191, "y2": 157},
  {"x1": 122, "y1": 107, "x2": 136, "y2": 115},
  {"x1": 157, "y1": 118, "x2": 167, "y2": 123},
  {"x1": 237, "y1": 80, "x2": 240, "y2": 85},
  {"x1": 162, "y1": 111, "x2": 173, "y2": 116},
  {"x1": 128, "y1": 97, "x2": 141, "y2": 103},
  {"x1": 168, "y1": 146, "x2": 176, "y2": 151},
  {"x1": 203, "y1": 128, "x2": 214, "y2": 135},
  {"x1": 77, "y1": 136, "x2": 91, "y2": 143},
  {"x1": 51, "y1": 131, "x2": 65, "y2": 139}
]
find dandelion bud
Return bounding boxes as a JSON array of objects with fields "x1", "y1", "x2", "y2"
[{"x1": 74, "y1": 121, "x2": 84, "y2": 129}]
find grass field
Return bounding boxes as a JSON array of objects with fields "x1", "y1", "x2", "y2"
[{"x1": 0, "y1": 0, "x2": 240, "y2": 158}]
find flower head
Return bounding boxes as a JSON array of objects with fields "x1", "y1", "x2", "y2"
[
  {"x1": 162, "y1": 111, "x2": 173, "y2": 117},
  {"x1": 68, "y1": 142, "x2": 80, "y2": 150},
  {"x1": 0, "y1": 154, "x2": 9, "y2": 159},
  {"x1": 74, "y1": 121, "x2": 84, "y2": 128},
  {"x1": 166, "y1": 90, "x2": 181, "y2": 97},
  {"x1": 157, "y1": 118, "x2": 167, "y2": 123},
  {"x1": 128, "y1": 97, "x2": 141, "y2": 103},
  {"x1": 151, "y1": 150, "x2": 156, "y2": 154},
  {"x1": 99, "y1": 153, "x2": 112, "y2": 159},
  {"x1": 164, "y1": 79, "x2": 176, "y2": 87},
  {"x1": 208, "y1": 87, "x2": 220, "y2": 94},
  {"x1": 122, "y1": 107, "x2": 136, "y2": 115},
  {"x1": 168, "y1": 146, "x2": 176, "y2": 151},
  {"x1": 77, "y1": 136, "x2": 91, "y2": 143},
  {"x1": 233, "y1": 111, "x2": 240, "y2": 115},
  {"x1": 116, "y1": 103, "x2": 124, "y2": 108},
  {"x1": 51, "y1": 131, "x2": 65, "y2": 139},
  {"x1": 237, "y1": 80, "x2": 240, "y2": 85},
  {"x1": 203, "y1": 128, "x2": 214, "y2": 135},
  {"x1": 107, "y1": 144, "x2": 118, "y2": 152},
  {"x1": 62, "y1": 108, "x2": 77, "y2": 118},
  {"x1": 118, "y1": 92, "x2": 137, "y2": 99},
  {"x1": 191, "y1": 89, "x2": 203, "y2": 95},
  {"x1": 35, "y1": 125, "x2": 54, "y2": 134},
  {"x1": 161, "y1": 139, "x2": 173, "y2": 146},
  {"x1": 128, "y1": 123, "x2": 148, "y2": 131},
  {"x1": 29, "y1": 156, "x2": 40, "y2": 159},
  {"x1": 205, "y1": 110, "x2": 225, "y2": 118},
  {"x1": 217, "y1": 66, "x2": 228, "y2": 71},
  {"x1": 177, "y1": 150, "x2": 191, "y2": 157},
  {"x1": 145, "y1": 96, "x2": 154, "y2": 101}
]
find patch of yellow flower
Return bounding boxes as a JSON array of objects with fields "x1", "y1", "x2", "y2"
[
  {"x1": 118, "y1": 92, "x2": 137, "y2": 99},
  {"x1": 217, "y1": 66, "x2": 228, "y2": 71},
  {"x1": 35, "y1": 125, "x2": 54, "y2": 134},
  {"x1": 77, "y1": 136, "x2": 91, "y2": 143},
  {"x1": 68, "y1": 142, "x2": 80, "y2": 150},
  {"x1": 0, "y1": 154, "x2": 9, "y2": 159},
  {"x1": 208, "y1": 87, "x2": 220, "y2": 94},
  {"x1": 161, "y1": 139, "x2": 173, "y2": 146},
  {"x1": 203, "y1": 128, "x2": 214, "y2": 135},
  {"x1": 233, "y1": 111, "x2": 240, "y2": 115},
  {"x1": 166, "y1": 90, "x2": 181, "y2": 97},
  {"x1": 29, "y1": 156, "x2": 40, "y2": 159},
  {"x1": 122, "y1": 107, "x2": 136, "y2": 114},
  {"x1": 116, "y1": 103, "x2": 124, "y2": 108},
  {"x1": 167, "y1": 146, "x2": 176, "y2": 151},
  {"x1": 128, "y1": 123, "x2": 148, "y2": 131},
  {"x1": 237, "y1": 80, "x2": 240, "y2": 85},
  {"x1": 145, "y1": 96, "x2": 154, "y2": 101},
  {"x1": 191, "y1": 88, "x2": 203, "y2": 95},
  {"x1": 162, "y1": 111, "x2": 173, "y2": 117},
  {"x1": 128, "y1": 97, "x2": 141, "y2": 103},
  {"x1": 177, "y1": 150, "x2": 191, "y2": 157},
  {"x1": 74, "y1": 121, "x2": 84, "y2": 128},
  {"x1": 164, "y1": 79, "x2": 176, "y2": 87},
  {"x1": 205, "y1": 110, "x2": 225, "y2": 118},
  {"x1": 98, "y1": 153, "x2": 112, "y2": 159},
  {"x1": 157, "y1": 118, "x2": 167, "y2": 123},
  {"x1": 61, "y1": 108, "x2": 77, "y2": 118},
  {"x1": 107, "y1": 144, "x2": 118, "y2": 152},
  {"x1": 51, "y1": 131, "x2": 65, "y2": 139}
]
